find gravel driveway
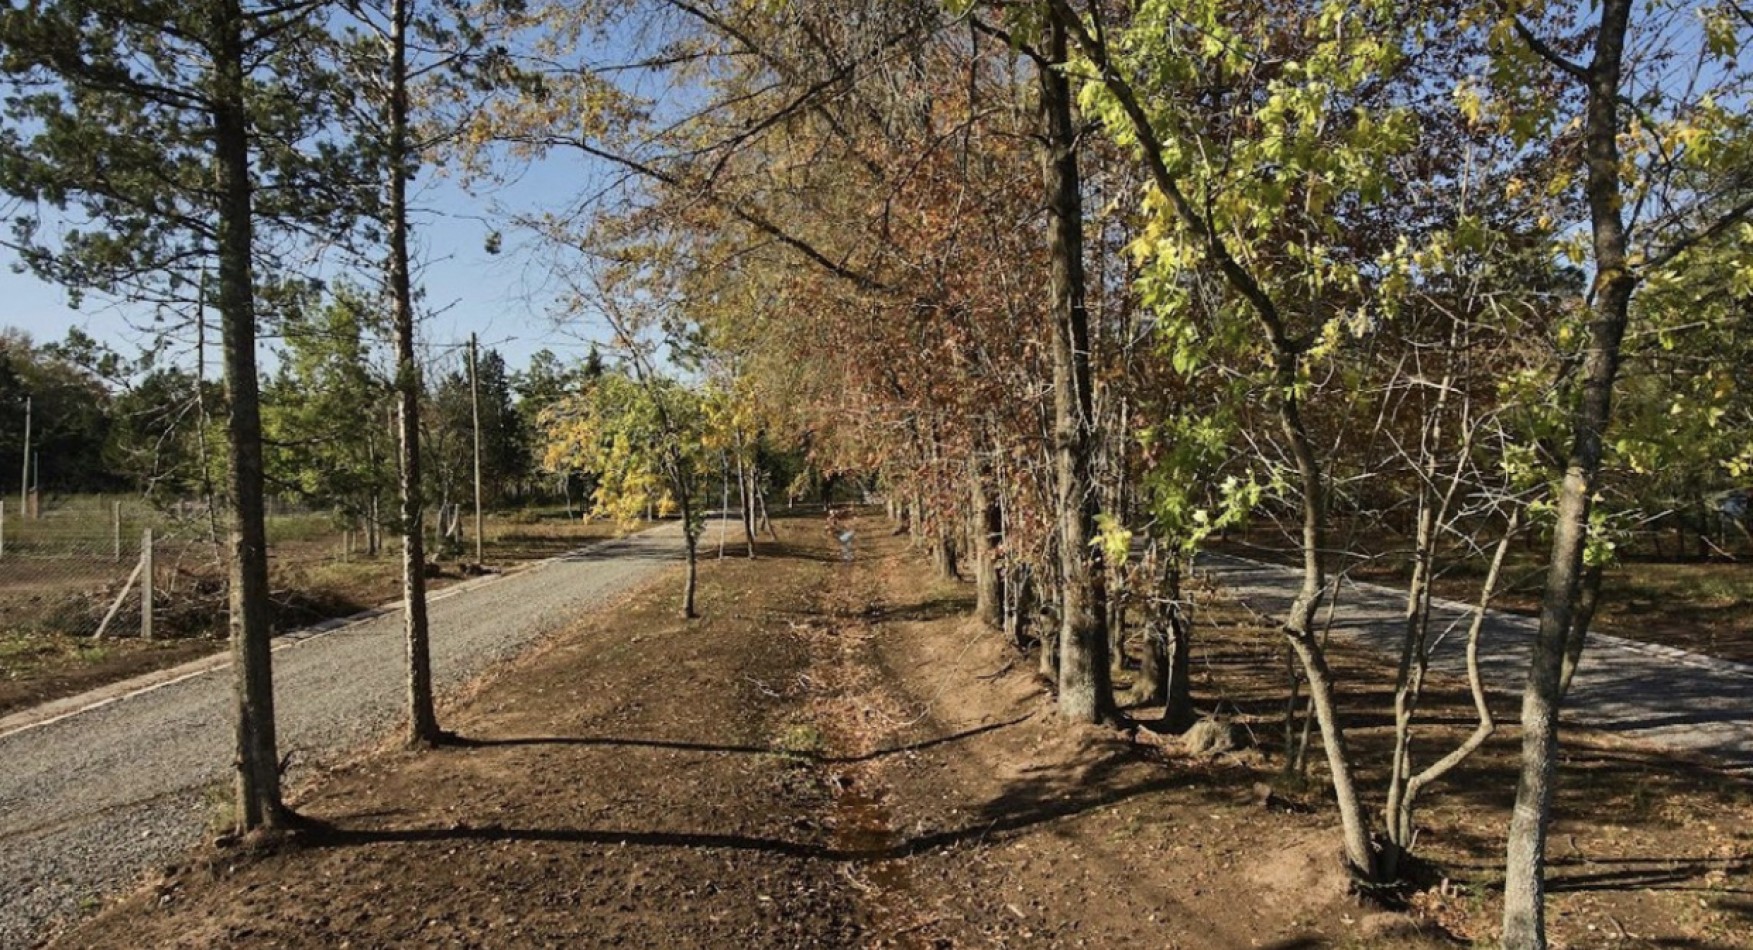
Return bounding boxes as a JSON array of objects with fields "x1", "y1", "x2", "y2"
[
  {"x1": 1199, "y1": 552, "x2": 1753, "y2": 773},
  {"x1": 0, "y1": 523, "x2": 684, "y2": 949}
]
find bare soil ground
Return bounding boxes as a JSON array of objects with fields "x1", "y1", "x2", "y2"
[
  {"x1": 54, "y1": 514, "x2": 1753, "y2": 949},
  {"x1": 0, "y1": 515, "x2": 639, "y2": 718}
]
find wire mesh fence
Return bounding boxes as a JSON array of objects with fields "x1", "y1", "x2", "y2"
[{"x1": 0, "y1": 495, "x2": 338, "y2": 643}]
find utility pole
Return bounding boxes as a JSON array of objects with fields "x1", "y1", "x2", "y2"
[
  {"x1": 195, "y1": 275, "x2": 222, "y2": 551},
  {"x1": 468, "y1": 332, "x2": 484, "y2": 564},
  {"x1": 20, "y1": 395, "x2": 30, "y2": 518}
]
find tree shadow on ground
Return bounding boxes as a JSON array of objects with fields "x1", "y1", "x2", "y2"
[
  {"x1": 1542, "y1": 855, "x2": 1753, "y2": 894},
  {"x1": 438, "y1": 714, "x2": 1033, "y2": 766},
  {"x1": 304, "y1": 732, "x2": 1221, "y2": 868},
  {"x1": 854, "y1": 596, "x2": 975, "y2": 624}
]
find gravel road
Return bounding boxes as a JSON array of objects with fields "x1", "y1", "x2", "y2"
[
  {"x1": 0, "y1": 523, "x2": 684, "y2": 949},
  {"x1": 1199, "y1": 552, "x2": 1753, "y2": 773}
]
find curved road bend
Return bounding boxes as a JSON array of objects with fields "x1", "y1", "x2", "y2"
[
  {"x1": 1199, "y1": 552, "x2": 1753, "y2": 773},
  {"x1": 0, "y1": 523, "x2": 685, "y2": 949}
]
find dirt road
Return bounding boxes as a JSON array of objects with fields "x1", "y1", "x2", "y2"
[
  {"x1": 1198, "y1": 552, "x2": 1753, "y2": 772},
  {"x1": 51, "y1": 519, "x2": 1393, "y2": 950},
  {"x1": 0, "y1": 525, "x2": 684, "y2": 949},
  {"x1": 30, "y1": 519, "x2": 1753, "y2": 949}
]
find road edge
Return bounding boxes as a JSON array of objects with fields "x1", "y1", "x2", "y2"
[{"x1": 0, "y1": 524, "x2": 673, "y2": 741}]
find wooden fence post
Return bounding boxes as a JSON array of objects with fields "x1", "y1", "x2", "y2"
[
  {"x1": 113, "y1": 500, "x2": 122, "y2": 562},
  {"x1": 141, "y1": 527, "x2": 154, "y2": 640}
]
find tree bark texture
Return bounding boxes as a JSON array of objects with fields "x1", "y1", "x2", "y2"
[
  {"x1": 1041, "y1": 15, "x2": 1115, "y2": 724},
  {"x1": 738, "y1": 453, "x2": 756, "y2": 557},
  {"x1": 971, "y1": 458, "x2": 1004, "y2": 630},
  {"x1": 1503, "y1": 1, "x2": 1637, "y2": 938},
  {"x1": 213, "y1": 0, "x2": 285, "y2": 831},
  {"x1": 1163, "y1": 558, "x2": 1194, "y2": 729},
  {"x1": 388, "y1": 0, "x2": 439, "y2": 749},
  {"x1": 934, "y1": 530, "x2": 960, "y2": 581},
  {"x1": 680, "y1": 488, "x2": 700, "y2": 619}
]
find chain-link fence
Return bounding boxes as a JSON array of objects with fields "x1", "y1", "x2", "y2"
[
  {"x1": 0, "y1": 496, "x2": 162, "y2": 641},
  {"x1": 0, "y1": 495, "x2": 344, "y2": 643},
  {"x1": 1, "y1": 495, "x2": 639, "y2": 716}
]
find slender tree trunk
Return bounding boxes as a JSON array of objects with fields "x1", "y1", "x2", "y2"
[
  {"x1": 934, "y1": 529, "x2": 959, "y2": 580},
  {"x1": 1557, "y1": 563, "x2": 1604, "y2": 700},
  {"x1": 1041, "y1": 15, "x2": 1115, "y2": 724},
  {"x1": 1128, "y1": 541, "x2": 1166, "y2": 707},
  {"x1": 468, "y1": 333, "x2": 484, "y2": 564},
  {"x1": 738, "y1": 453, "x2": 756, "y2": 557},
  {"x1": 1134, "y1": 616, "x2": 1164, "y2": 705},
  {"x1": 1108, "y1": 605, "x2": 1127, "y2": 676},
  {"x1": 1504, "y1": 13, "x2": 1636, "y2": 941},
  {"x1": 681, "y1": 493, "x2": 700, "y2": 620},
  {"x1": 1384, "y1": 492, "x2": 1438, "y2": 870},
  {"x1": 1273, "y1": 348, "x2": 1375, "y2": 877},
  {"x1": 1389, "y1": 510, "x2": 1518, "y2": 877},
  {"x1": 213, "y1": 0, "x2": 285, "y2": 832},
  {"x1": 386, "y1": 0, "x2": 439, "y2": 749},
  {"x1": 1036, "y1": 542, "x2": 1060, "y2": 682},
  {"x1": 757, "y1": 480, "x2": 779, "y2": 541},
  {"x1": 971, "y1": 458, "x2": 1003, "y2": 630},
  {"x1": 1163, "y1": 558, "x2": 1195, "y2": 729}
]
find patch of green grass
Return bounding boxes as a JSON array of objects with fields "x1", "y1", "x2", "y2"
[
  {"x1": 0, "y1": 636, "x2": 46, "y2": 661},
  {"x1": 202, "y1": 781, "x2": 239, "y2": 835},
  {"x1": 1621, "y1": 564, "x2": 1752, "y2": 605},
  {"x1": 772, "y1": 722, "x2": 825, "y2": 761},
  {"x1": 0, "y1": 633, "x2": 118, "y2": 680},
  {"x1": 298, "y1": 559, "x2": 395, "y2": 588},
  {"x1": 264, "y1": 511, "x2": 341, "y2": 543}
]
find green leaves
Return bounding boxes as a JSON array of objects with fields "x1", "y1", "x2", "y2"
[{"x1": 541, "y1": 369, "x2": 713, "y2": 532}]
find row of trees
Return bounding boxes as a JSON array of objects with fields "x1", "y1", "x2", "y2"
[
  {"x1": 262, "y1": 315, "x2": 587, "y2": 543},
  {"x1": 0, "y1": 320, "x2": 576, "y2": 523},
  {"x1": 1, "y1": 0, "x2": 1747, "y2": 948},
  {"x1": 0, "y1": 0, "x2": 787, "y2": 832},
  {"x1": 483, "y1": 2, "x2": 1749, "y2": 949},
  {"x1": 0, "y1": 330, "x2": 118, "y2": 497},
  {"x1": 0, "y1": 0, "x2": 536, "y2": 830}
]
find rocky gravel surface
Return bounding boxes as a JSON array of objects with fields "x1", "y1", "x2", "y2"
[{"x1": 0, "y1": 524, "x2": 682, "y2": 949}]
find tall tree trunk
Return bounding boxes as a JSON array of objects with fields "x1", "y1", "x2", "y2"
[
  {"x1": 1041, "y1": 15, "x2": 1115, "y2": 724},
  {"x1": 1163, "y1": 557, "x2": 1195, "y2": 729},
  {"x1": 387, "y1": 0, "x2": 439, "y2": 749},
  {"x1": 1503, "y1": 4, "x2": 1636, "y2": 942},
  {"x1": 679, "y1": 481, "x2": 699, "y2": 619},
  {"x1": 1384, "y1": 493, "x2": 1437, "y2": 875},
  {"x1": 971, "y1": 457, "x2": 1003, "y2": 630},
  {"x1": 738, "y1": 452, "x2": 756, "y2": 558},
  {"x1": 1108, "y1": 576, "x2": 1128, "y2": 677},
  {"x1": 1557, "y1": 563, "x2": 1604, "y2": 700},
  {"x1": 1264, "y1": 344, "x2": 1376, "y2": 877},
  {"x1": 1127, "y1": 541, "x2": 1166, "y2": 708},
  {"x1": 213, "y1": 0, "x2": 285, "y2": 832},
  {"x1": 933, "y1": 529, "x2": 959, "y2": 580}
]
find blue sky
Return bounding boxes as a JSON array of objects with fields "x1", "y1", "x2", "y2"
[
  {"x1": 0, "y1": 153, "x2": 612, "y2": 378},
  {"x1": 0, "y1": 2, "x2": 688, "y2": 384}
]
